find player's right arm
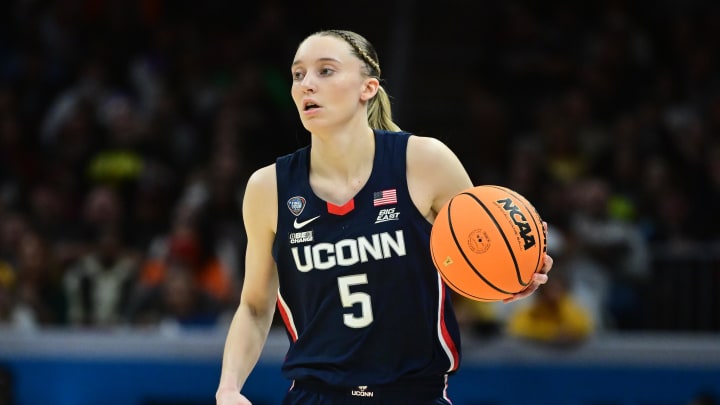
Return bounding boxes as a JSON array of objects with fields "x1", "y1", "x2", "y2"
[{"x1": 216, "y1": 164, "x2": 279, "y2": 405}]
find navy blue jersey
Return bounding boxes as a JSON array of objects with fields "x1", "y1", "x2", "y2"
[{"x1": 272, "y1": 130, "x2": 461, "y2": 387}]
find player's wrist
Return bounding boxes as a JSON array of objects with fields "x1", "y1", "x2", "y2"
[{"x1": 216, "y1": 384, "x2": 240, "y2": 395}]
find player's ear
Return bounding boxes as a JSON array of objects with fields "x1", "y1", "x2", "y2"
[{"x1": 360, "y1": 77, "x2": 379, "y2": 101}]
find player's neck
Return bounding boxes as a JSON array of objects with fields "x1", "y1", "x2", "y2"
[{"x1": 310, "y1": 126, "x2": 375, "y2": 183}]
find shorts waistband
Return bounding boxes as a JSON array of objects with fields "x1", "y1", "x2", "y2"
[{"x1": 291, "y1": 376, "x2": 448, "y2": 398}]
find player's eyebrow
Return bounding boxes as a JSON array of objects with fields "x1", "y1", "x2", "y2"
[{"x1": 291, "y1": 57, "x2": 342, "y2": 67}]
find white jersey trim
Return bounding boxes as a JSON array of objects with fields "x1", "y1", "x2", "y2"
[
  {"x1": 277, "y1": 290, "x2": 298, "y2": 341},
  {"x1": 436, "y1": 274, "x2": 457, "y2": 372}
]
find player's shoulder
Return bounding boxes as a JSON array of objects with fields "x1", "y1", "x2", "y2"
[
  {"x1": 249, "y1": 162, "x2": 277, "y2": 182},
  {"x1": 245, "y1": 163, "x2": 278, "y2": 200},
  {"x1": 242, "y1": 163, "x2": 279, "y2": 229},
  {"x1": 406, "y1": 133, "x2": 470, "y2": 195},
  {"x1": 407, "y1": 134, "x2": 456, "y2": 162}
]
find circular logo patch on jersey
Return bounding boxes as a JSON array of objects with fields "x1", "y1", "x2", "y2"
[{"x1": 287, "y1": 196, "x2": 306, "y2": 217}]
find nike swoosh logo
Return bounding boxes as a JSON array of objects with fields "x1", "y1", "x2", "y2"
[{"x1": 293, "y1": 215, "x2": 321, "y2": 229}]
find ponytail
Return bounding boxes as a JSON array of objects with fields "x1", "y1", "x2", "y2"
[{"x1": 368, "y1": 85, "x2": 401, "y2": 132}]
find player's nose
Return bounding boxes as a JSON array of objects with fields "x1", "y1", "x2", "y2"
[{"x1": 300, "y1": 75, "x2": 316, "y2": 93}]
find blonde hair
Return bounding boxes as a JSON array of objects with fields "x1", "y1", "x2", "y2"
[{"x1": 311, "y1": 29, "x2": 401, "y2": 132}]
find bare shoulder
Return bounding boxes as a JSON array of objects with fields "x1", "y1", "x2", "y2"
[
  {"x1": 243, "y1": 163, "x2": 278, "y2": 233},
  {"x1": 406, "y1": 135, "x2": 473, "y2": 221},
  {"x1": 407, "y1": 134, "x2": 470, "y2": 181},
  {"x1": 407, "y1": 135, "x2": 453, "y2": 161},
  {"x1": 246, "y1": 163, "x2": 277, "y2": 191},
  {"x1": 407, "y1": 135, "x2": 470, "y2": 175}
]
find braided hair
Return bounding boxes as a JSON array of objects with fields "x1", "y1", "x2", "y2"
[{"x1": 313, "y1": 30, "x2": 401, "y2": 132}]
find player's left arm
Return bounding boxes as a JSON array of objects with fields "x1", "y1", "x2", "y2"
[{"x1": 406, "y1": 135, "x2": 553, "y2": 302}]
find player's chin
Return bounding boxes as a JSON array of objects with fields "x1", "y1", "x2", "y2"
[{"x1": 300, "y1": 118, "x2": 323, "y2": 133}]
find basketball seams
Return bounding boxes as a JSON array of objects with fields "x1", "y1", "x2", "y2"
[
  {"x1": 486, "y1": 185, "x2": 545, "y2": 280},
  {"x1": 450, "y1": 194, "x2": 521, "y2": 294},
  {"x1": 430, "y1": 217, "x2": 483, "y2": 300},
  {"x1": 461, "y1": 192, "x2": 530, "y2": 288},
  {"x1": 430, "y1": 247, "x2": 499, "y2": 301},
  {"x1": 430, "y1": 198, "x2": 511, "y2": 300}
]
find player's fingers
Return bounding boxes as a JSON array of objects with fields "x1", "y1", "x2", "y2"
[
  {"x1": 540, "y1": 254, "x2": 553, "y2": 274},
  {"x1": 504, "y1": 277, "x2": 541, "y2": 303},
  {"x1": 532, "y1": 272, "x2": 548, "y2": 284},
  {"x1": 504, "y1": 284, "x2": 536, "y2": 303},
  {"x1": 503, "y1": 256, "x2": 551, "y2": 303}
]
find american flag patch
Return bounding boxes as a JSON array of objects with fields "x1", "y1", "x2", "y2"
[{"x1": 373, "y1": 189, "x2": 397, "y2": 206}]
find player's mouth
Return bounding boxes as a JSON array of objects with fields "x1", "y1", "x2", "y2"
[{"x1": 303, "y1": 99, "x2": 321, "y2": 112}]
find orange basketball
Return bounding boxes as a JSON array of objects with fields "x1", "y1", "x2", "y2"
[{"x1": 430, "y1": 185, "x2": 547, "y2": 302}]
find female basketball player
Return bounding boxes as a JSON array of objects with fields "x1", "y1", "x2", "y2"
[{"x1": 216, "y1": 29, "x2": 553, "y2": 405}]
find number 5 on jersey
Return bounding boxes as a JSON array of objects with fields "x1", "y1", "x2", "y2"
[{"x1": 337, "y1": 274, "x2": 374, "y2": 328}]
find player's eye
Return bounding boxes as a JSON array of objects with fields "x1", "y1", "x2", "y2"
[
  {"x1": 319, "y1": 67, "x2": 334, "y2": 76},
  {"x1": 292, "y1": 71, "x2": 305, "y2": 81}
]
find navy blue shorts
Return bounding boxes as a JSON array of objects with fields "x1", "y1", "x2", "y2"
[{"x1": 282, "y1": 378, "x2": 453, "y2": 405}]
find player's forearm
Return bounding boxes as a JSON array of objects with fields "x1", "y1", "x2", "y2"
[{"x1": 217, "y1": 303, "x2": 275, "y2": 392}]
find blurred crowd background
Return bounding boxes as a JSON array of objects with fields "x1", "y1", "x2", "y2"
[{"x1": 0, "y1": 0, "x2": 719, "y2": 347}]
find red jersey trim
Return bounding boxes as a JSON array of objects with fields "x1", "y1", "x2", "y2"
[
  {"x1": 327, "y1": 199, "x2": 355, "y2": 215},
  {"x1": 437, "y1": 277, "x2": 460, "y2": 372},
  {"x1": 277, "y1": 291, "x2": 298, "y2": 342}
]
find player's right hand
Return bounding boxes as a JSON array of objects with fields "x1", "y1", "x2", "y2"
[{"x1": 216, "y1": 388, "x2": 252, "y2": 405}]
